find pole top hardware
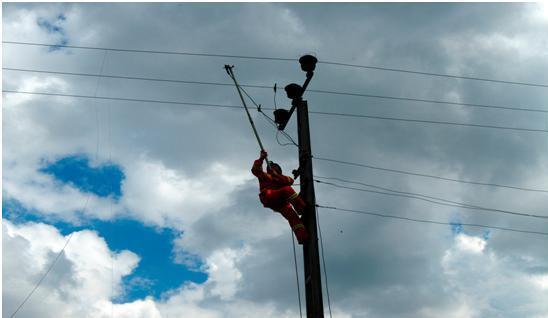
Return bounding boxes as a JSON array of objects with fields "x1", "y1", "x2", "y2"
[
  {"x1": 299, "y1": 55, "x2": 318, "y2": 73},
  {"x1": 274, "y1": 109, "x2": 291, "y2": 129},
  {"x1": 285, "y1": 83, "x2": 304, "y2": 100},
  {"x1": 273, "y1": 54, "x2": 318, "y2": 131},
  {"x1": 224, "y1": 64, "x2": 234, "y2": 75}
]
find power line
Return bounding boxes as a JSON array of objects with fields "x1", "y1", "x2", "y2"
[
  {"x1": 318, "y1": 61, "x2": 548, "y2": 88},
  {"x1": 9, "y1": 233, "x2": 76, "y2": 318},
  {"x1": 314, "y1": 178, "x2": 548, "y2": 219},
  {"x1": 236, "y1": 84, "x2": 299, "y2": 147},
  {"x1": 2, "y1": 90, "x2": 243, "y2": 109},
  {"x1": 313, "y1": 156, "x2": 548, "y2": 194},
  {"x1": 316, "y1": 204, "x2": 548, "y2": 237},
  {"x1": 315, "y1": 206, "x2": 333, "y2": 318},
  {"x1": 307, "y1": 88, "x2": 548, "y2": 114},
  {"x1": 9, "y1": 196, "x2": 91, "y2": 318},
  {"x1": 5, "y1": 67, "x2": 547, "y2": 114},
  {"x1": 2, "y1": 40, "x2": 295, "y2": 62},
  {"x1": 3, "y1": 90, "x2": 545, "y2": 134},
  {"x1": 309, "y1": 111, "x2": 548, "y2": 133},
  {"x1": 4, "y1": 40, "x2": 548, "y2": 88},
  {"x1": 314, "y1": 175, "x2": 538, "y2": 211},
  {"x1": 290, "y1": 231, "x2": 303, "y2": 318}
]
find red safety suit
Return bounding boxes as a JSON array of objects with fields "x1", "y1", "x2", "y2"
[{"x1": 252, "y1": 157, "x2": 309, "y2": 244}]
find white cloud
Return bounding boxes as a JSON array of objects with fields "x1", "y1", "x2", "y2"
[
  {"x1": 530, "y1": 274, "x2": 548, "y2": 291},
  {"x1": 441, "y1": 233, "x2": 548, "y2": 317},
  {"x1": 454, "y1": 233, "x2": 486, "y2": 253},
  {"x1": 2, "y1": 220, "x2": 146, "y2": 318},
  {"x1": 120, "y1": 158, "x2": 251, "y2": 228},
  {"x1": 3, "y1": 3, "x2": 548, "y2": 318},
  {"x1": 204, "y1": 246, "x2": 249, "y2": 300}
]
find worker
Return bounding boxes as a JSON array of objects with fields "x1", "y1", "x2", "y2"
[{"x1": 252, "y1": 150, "x2": 309, "y2": 244}]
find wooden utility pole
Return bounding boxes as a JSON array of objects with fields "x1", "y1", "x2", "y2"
[
  {"x1": 297, "y1": 98, "x2": 324, "y2": 318},
  {"x1": 276, "y1": 55, "x2": 324, "y2": 317}
]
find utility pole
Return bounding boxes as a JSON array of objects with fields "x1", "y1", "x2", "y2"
[{"x1": 274, "y1": 55, "x2": 324, "y2": 318}]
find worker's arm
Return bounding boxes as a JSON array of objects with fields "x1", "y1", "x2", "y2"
[
  {"x1": 251, "y1": 150, "x2": 268, "y2": 178},
  {"x1": 276, "y1": 174, "x2": 294, "y2": 186},
  {"x1": 271, "y1": 168, "x2": 294, "y2": 186}
]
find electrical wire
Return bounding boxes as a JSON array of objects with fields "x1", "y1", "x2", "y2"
[
  {"x1": 306, "y1": 88, "x2": 548, "y2": 114},
  {"x1": 10, "y1": 233, "x2": 77, "y2": 317},
  {"x1": 4, "y1": 90, "x2": 546, "y2": 192},
  {"x1": 237, "y1": 85, "x2": 299, "y2": 147},
  {"x1": 309, "y1": 110, "x2": 548, "y2": 133},
  {"x1": 5, "y1": 89, "x2": 546, "y2": 192},
  {"x1": 314, "y1": 175, "x2": 543, "y2": 212},
  {"x1": 315, "y1": 205, "x2": 333, "y2": 318},
  {"x1": 4, "y1": 90, "x2": 544, "y2": 135},
  {"x1": 5, "y1": 67, "x2": 547, "y2": 114},
  {"x1": 318, "y1": 60, "x2": 548, "y2": 88},
  {"x1": 9, "y1": 197, "x2": 90, "y2": 318},
  {"x1": 9, "y1": 53, "x2": 109, "y2": 317},
  {"x1": 314, "y1": 179, "x2": 548, "y2": 219},
  {"x1": 2, "y1": 90, "x2": 243, "y2": 109},
  {"x1": 316, "y1": 205, "x2": 548, "y2": 237},
  {"x1": 290, "y1": 230, "x2": 303, "y2": 318},
  {"x1": 232, "y1": 82, "x2": 303, "y2": 315},
  {"x1": 4, "y1": 41, "x2": 548, "y2": 88},
  {"x1": 313, "y1": 156, "x2": 548, "y2": 193}
]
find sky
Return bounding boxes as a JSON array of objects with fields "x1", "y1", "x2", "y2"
[{"x1": 2, "y1": 2, "x2": 548, "y2": 318}]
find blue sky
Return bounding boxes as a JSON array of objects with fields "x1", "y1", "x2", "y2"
[
  {"x1": 36, "y1": 13, "x2": 68, "y2": 51},
  {"x1": 4, "y1": 155, "x2": 208, "y2": 302},
  {"x1": 3, "y1": 3, "x2": 548, "y2": 317}
]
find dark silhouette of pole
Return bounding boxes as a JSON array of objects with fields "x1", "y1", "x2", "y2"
[
  {"x1": 297, "y1": 98, "x2": 325, "y2": 318},
  {"x1": 279, "y1": 55, "x2": 324, "y2": 317}
]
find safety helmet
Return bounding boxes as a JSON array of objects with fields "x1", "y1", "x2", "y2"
[{"x1": 268, "y1": 161, "x2": 282, "y2": 174}]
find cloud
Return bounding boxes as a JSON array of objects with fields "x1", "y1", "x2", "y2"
[
  {"x1": 120, "y1": 158, "x2": 251, "y2": 228},
  {"x1": 2, "y1": 220, "x2": 142, "y2": 317},
  {"x1": 3, "y1": 3, "x2": 548, "y2": 318},
  {"x1": 204, "y1": 247, "x2": 249, "y2": 300},
  {"x1": 441, "y1": 233, "x2": 548, "y2": 317}
]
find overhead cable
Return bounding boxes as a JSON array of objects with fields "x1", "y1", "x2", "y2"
[
  {"x1": 4, "y1": 41, "x2": 548, "y2": 88},
  {"x1": 313, "y1": 156, "x2": 548, "y2": 193},
  {"x1": 316, "y1": 205, "x2": 548, "y2": 237},
  {"x1": 5, "y1": 67, "x2": 547, "y2": 114},
  {"x1": 315, "y1": 206, "x2": 333, "y2": 318},
  {"x1": 3, "y1": 90, "x2": 545, "y2": 134},
  {"x1": 4, "y1": 90, "x2": 547, "y2": 192},
  {"x1": 309, "y1": 111, "x2": 548, "y2": 133},
  {"x1": 314, "y1": 175, "x2": 545, "y2": 211},
  {"x1": 314, "y1": 179, "x2": 548, "y2": 219}
]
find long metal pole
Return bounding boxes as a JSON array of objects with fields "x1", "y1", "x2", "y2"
[{"x1": 225, "y1": 65, "x2": 271, "y2": 169}]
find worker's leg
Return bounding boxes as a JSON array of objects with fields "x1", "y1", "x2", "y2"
[
  {"x1": 289, "y1": 192, "x2": 307, "y2": 215},
  {"x1": 273, "y1": 204, "x2": 309, "y2": 244},
  {"x1": 276, "y1": 186, "x2": 307, "y2": 215}
]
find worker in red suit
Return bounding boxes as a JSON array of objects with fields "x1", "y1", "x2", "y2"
[{"x1": 252, "y1": 150, "x2": 309, "y2": 244}]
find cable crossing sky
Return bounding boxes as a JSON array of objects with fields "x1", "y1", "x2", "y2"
[
  {"x1": 5, "y1": 67, "x2": 547, "y2": 113},
  {"x1": 4, "y1": 40, "x2": 548, "y2": 88},
  {"x1": 316, "y1": 205, "x2": 548, "y2": 237},
  {"x1": 3, "y1": 90, "x2": 546, "y2": 134}
]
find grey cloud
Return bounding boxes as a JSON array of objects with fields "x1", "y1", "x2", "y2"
[{"x1": 4, "y1": 3, "x2": 548, "y2": 317}]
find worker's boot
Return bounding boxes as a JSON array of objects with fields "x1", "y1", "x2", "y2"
[
  {"x1": 289, "y1": 193, "x2": 307, "y2": 215},
  {"x1": 293, "y1": 224, "x2": 309, "y2": 244}
]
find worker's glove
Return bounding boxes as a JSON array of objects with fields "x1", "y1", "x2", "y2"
[
  {"x1": 292, "y1": 169, "x2": 300, "y2": 179},
  {"x1": 260, "y1": 150, "x2": 268, "y2": 160}
]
